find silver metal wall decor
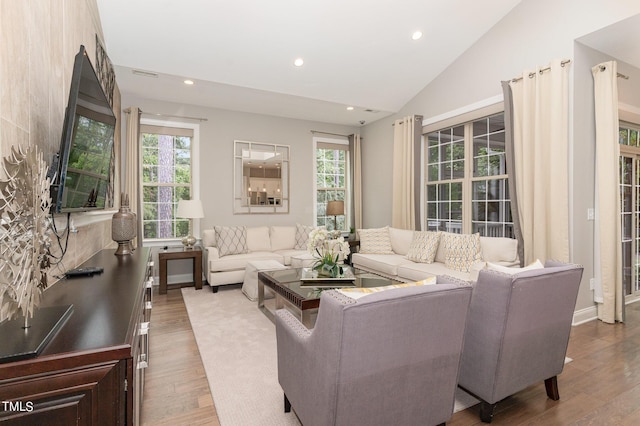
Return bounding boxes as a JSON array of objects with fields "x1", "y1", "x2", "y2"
[
  {"x1": 0, "y1": 145, "x2": 53, "y2": 324},
  {"x1": 95, "y1": 34, "x2": 115, "y2": 108}
]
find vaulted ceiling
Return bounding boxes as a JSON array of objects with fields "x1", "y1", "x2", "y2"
[{"x1": 96, "y1": 0, "x2": 522, "y2": 126}]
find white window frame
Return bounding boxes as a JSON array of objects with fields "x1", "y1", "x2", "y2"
[
  {"x1": 619, "y1": 120, "x2": 640, "y2": 303},
  {"x1": 422, "y1": 102, "x2": 512, "y2": 237},
  {"x1": 312, "y1": 136, "x2": 351, "y2": 231},
  {"x1": 140, "y1": 118, "x2": 200, "y2": 246}
]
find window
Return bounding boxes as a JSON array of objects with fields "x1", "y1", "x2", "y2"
[
  {"x1": 425, "y1": 112, "x2": 512, "y2": 237},
  {"x1": 315, "y1": 140, "x2": 349, "y2": 231},
  {"x1": 141, "y1": 122, "x2": 197, "y2": 240},
  {"x1": 619, "y1": 123, "x2": 640, "y2": 301}
]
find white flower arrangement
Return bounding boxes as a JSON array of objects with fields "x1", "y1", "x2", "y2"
[{"x1": 307, "y1": 228, "x2": 351, "y2": 277}]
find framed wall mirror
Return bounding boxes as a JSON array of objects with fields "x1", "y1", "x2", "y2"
[{"x1": 234, "y1": 140, "x2": 290, "y2": 214}]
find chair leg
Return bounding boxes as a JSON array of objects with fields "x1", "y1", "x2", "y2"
[
  {"x1": 212, "y1": 285, "x2": 219, "y2": 293},
  {"x1": 284, "y1": 394, "x2": 291, "y2": 413},
  {"x1": 479, "y1": 401, "x2": 497, "y2": 423},
  {"x1": 545, "y1": 376, "x2": 560, "y2": 400}
]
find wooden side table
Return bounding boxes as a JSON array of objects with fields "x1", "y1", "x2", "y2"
[
  {"x1": 158, "y1": 247, "x2": 203, "y2": 294},
  {"x1": 346, "y1": 239, "x2": 360, "y2": 265}
]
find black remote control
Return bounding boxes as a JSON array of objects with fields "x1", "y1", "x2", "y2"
[{"x1": 65, "y1": 267, "x2": 104, "y2": 277}]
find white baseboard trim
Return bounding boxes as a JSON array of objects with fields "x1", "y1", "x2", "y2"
[{"x1": 573, "y1": 306, "x2": 598, "y2": 325}]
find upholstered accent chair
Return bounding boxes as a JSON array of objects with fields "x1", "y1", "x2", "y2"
[
  {"x1": 275, "y1": 280, "x2": 472, "y2": 426},
  {"x1": 458, "y1": 260, "x2": 584, "y2": 423}
]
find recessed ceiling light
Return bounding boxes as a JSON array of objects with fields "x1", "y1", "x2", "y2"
[
  {"x1": 294, "y1": 58, "x2": 304, "y2": 67},
  {"x1": 184, "y1": 79, "x2": 194, "y2": 85},
  {"x1": 412, "y1": 31, "x2": 423, "y2": 41},
  {"x1": 346, "y1": 106, "x2": 354, "y2": 111}
]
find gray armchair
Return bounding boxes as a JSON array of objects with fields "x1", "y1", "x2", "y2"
[
  {"x1": 458, "y1": 260, "x2": 583, "y2": 423},
  {"x1": 276, "y1": 280, "x2": 472, "y2": 426}
]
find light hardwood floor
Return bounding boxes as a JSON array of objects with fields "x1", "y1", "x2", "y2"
[
  {"x1": 142, "y1": 286, "x2": 640, "y2": 425},
  {"x1": 141, "y1": 288, "x2": 219, "y2": 425}
]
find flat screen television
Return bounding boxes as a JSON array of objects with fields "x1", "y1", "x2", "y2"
[{"x1": 50, "y1": 45, "x2": 116, "y2": 213}]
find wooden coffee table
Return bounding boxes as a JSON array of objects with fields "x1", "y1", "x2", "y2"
[{"x1": 257, "y1": 267, "x2": 402, "y2": 328}]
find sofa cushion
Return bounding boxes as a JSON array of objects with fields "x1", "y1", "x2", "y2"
[
  {"x1": 351, "y1": 253, "x2": 413, "y2": 277},
  {"x1": 215, "y1": 226, "x2": 249, "y2": 256},
  {"x1": 397, "y1": 261, "x2": 472, "y2": 282},
  {"x1": 358, "y1": 226, "x2": 394, "y2": 254},
  {"x1": 209, "y1": 251, "x2": 283, "y2": 272},
  {"x1": 388, "y1": 227, "x2": 414, "y2": 255},
  {"x1": 479, "y1": 236, "x2": 519, "y2": 265},
  {"x1": 202, "y1": 229, "x2": 217, "y2": 247},
  {"x1": 247, "y1": 226, "x2": 271, "y2": 252},
  {"x1": 486, "y1": 259, "x2": 543, "y2": 275},
  {"x1": 443, "y1": 232, "x2": 481, "y2": 272},
  {"x1": 273, "y1": 249, "x2": 308, "y2": 266},
  {"x1": 294, "y1": 224, "x2": 316, "y2": 250},
  {"x1": 406, "y1": 231, "x2": 440, "y2": 263},
  {"x1": 271, "y1": 226, "x2": 296, "y2": 251},
  {"x1": 290, "y1": 252, "x2": 316, "y2": 268}
]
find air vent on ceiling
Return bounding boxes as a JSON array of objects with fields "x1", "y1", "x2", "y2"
[
  {"x1": 364, "y1": 109, "x2": 380, "y2": 113},
  {"x1": 132, "y1": 69, "x2": 159, "y2": 78}
]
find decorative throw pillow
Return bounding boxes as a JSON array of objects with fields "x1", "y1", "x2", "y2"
[
  {"x1": 294, "y1": 224, "x2": 316, "y2": 250},
  {"x1": 444, "y1": 233, "x2": 481, "y2": 272},
  {"x1": 214, "y1": 226, "x2": 248, "y2": 257},
  {"x1": 406, "y1": 231, "x2": 441, "y2": 263},
  {"x1": 337, "y1": 276, "x2": 437, "y2": 299},
  {"x1": 358, "y1": 227, "x2": 394, "y2": 254},
  {"x1": 486, "y1": 259, "x2": 544, "y2": 275}
]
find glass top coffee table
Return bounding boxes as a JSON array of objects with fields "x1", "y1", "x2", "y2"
[{"x1": 258, "y1": 266, "x2": 403, "y2": 328}]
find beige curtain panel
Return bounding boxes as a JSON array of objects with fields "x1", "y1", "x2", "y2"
[
  {"x1": 350, "y1": 134, "x2": 363, "y2": 230},
  {"x1": 125, "y1": 107, "x2": 142, "y2": 247},
  {"x1": 392, "y1": 116, "x2": 417, "y2": 230},
  {"x1": 509, "y1": 59, "x2": 570, "y2": 265},
  {"x1": 592, "y1": 61, "x2": 623, "y2": 323}
]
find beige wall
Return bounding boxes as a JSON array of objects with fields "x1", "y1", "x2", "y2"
[
  {"x1": 120, "y1": 94, "x2": 358, "y2": 279},
  {"x1": 0, "y1": 0, "x2": 120, "y2": 281},
  {"x1": 360, "y1": 0, "x2": 640, "y2": 318},
  {"x1": 121, "y1": 94, "x2": 358, "y2": 231}
]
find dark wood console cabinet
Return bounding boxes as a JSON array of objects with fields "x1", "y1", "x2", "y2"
[{"x1": 0, "y1": 248, "x2": 152, "y2": 425}]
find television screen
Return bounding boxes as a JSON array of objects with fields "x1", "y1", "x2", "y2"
[{"x1": 51, "y1": 45, "x2": 116, "y2": 213}]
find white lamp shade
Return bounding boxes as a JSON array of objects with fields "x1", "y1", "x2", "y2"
[{"x1": 177, "y1": 199, "x2": 204, "y2": 219}]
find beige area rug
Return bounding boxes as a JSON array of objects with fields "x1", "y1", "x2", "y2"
[{"x1": 181, "y1": 286, "x2": 479, "y2": 425}]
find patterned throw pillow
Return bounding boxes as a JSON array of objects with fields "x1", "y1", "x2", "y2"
[
  {"x1": 294, "y1": 224, "x2": 315, "y2": 250},
  {"x1": 214, "y1": 226, "x2": 248, "y2": 257},
  {"x1": 406, "y1": 231, "x2": 441, "y2": 263},
  {"x1": 337, "y1": 276, "x2": 437, "y2": 299},
  {"x1": 443, "y1": 233, "x2": 481, "y2": 272},
  {"x1": 358, "y1": 227, "x2": 394, "y2": 254}
]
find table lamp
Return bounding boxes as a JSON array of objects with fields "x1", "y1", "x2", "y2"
[
  {"x1": 177, "y1": 199, "x2": 204, "y2": 248},
  {"x1": 326, "y1": 200, "x2": 344, "y2": 232}
]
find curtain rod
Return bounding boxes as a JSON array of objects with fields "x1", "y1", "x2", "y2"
[
  {"x1": 123, "y1": 108, "x2": 208, "y2": 122},
  {"x1": 310, "y1": 130, "x2": 351, "y2": 137},
  {"x1": 392, "y1": 115, "x2": 423, "y2": 126},
  {"x1": 510, "y1": 59, "x2": 571, "y2": 82},
  {"x1": 597, "y1": 65, "x2": 630, "y2": 80}
]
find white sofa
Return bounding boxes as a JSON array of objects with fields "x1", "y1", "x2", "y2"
[
  {"x1": 202, "y1": 225, "x2": 311, "y2": 292},
  {"x1": 351, "y1": 227, "x2": 519, "y2": 282},
  {"x1": 203, "y1": 224, "x2": 519, "y2": 293}
]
